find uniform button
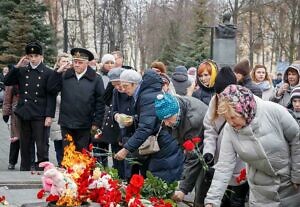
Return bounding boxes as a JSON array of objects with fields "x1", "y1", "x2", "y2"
[
  {"x1": 37, "y1": 84, "x2": 40, "y2": 87},
  {"x1": 24, "y1": 99, "x2": 28, "y2": 102},
  {"x1": 107, "y1": 117, "x2": 109, "y2": 120},
  {"x1": 34, "y1": 100, "x2": 37, "y2": 103},
  {"x1": 127, "y1": 108, "x2": 129, "y2": 111},
  {"x1": 26, "y1": 76, "x2": 29, "y2": 79},
  {"x1": 111, "y1": 125, "x2": 113, "y2": 128},
  {"x1": 105, "y1": 123, "x2": 108, "y2": 126},
  {"x1": 38, "y1": 76, "x2": 41, "y2": 79},
  {"x1": 24, "y1": 91, "x2": 28, "y2": 94},
  {"x1": 25, "y1": 83, "x2": 29, "y2": 86},
  {"x1": 35, "y1": 92, "x2": 38, "y2": 95},
  {"x1": 108, "y1": 111, "x2": 111, "y2": 113}
]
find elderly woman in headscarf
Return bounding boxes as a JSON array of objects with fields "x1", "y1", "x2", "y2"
[
  {"x1": 205, "y1": 84, "x2": 300, "y2": 207},
  {"x1": 203, "y1": 67, "x2": 248, "y2": 207}
]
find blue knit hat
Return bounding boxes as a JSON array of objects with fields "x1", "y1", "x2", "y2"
[{"x1": 155, "y1": 93, "x2": 179, "y2": 120}]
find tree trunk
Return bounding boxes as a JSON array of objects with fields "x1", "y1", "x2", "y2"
[
  {"x1": 76, "y1": 0, "x2": 86, "y2": 47},
  {"x1": 249, "y1": 0, "x2": 254, "y2": 68},
  {"x1": 93, "y1": 0, "x2": 97, "y2": 53}
]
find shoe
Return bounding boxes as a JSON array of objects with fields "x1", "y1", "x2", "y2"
[{"x1": 8, "y1": 164, "x2": 15, "y2": 170}]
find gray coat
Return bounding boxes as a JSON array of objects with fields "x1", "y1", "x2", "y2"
[
  {"x1": 203, "y1": 95, "x2": 246, "y2": 186},
  {"x1": 205, "y1": 97, "x2": 300, "y2": 207},
  {"x1": 170, "y1": 96, "x2": 208, "y2": 205}
]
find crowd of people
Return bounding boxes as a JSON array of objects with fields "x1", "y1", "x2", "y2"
[{"x1": 1, "y1": 40, "x2": 300, "y2": 207}]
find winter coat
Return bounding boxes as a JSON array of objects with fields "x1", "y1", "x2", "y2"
[
  {"x1": 270, "y1": 64, "x2": 300, "y2": 107},
  {"x1": 192, "y1": 85, "x2": 215, "y2": 105},
  {"x1": 169, "y1": 96, "x2": 208, "y2": 205},
  {"x1": 239, "y1": 75, "x2": 262, "y2": 98},
  {"x1": 203, "y1": 95, "x2": 245, "y2": 186},
  {"x1": 49, "y1": 94, "x2": 61, "y2": 141},
  {"x1": 47, "y1": 67, "x2": 105, "y2": 129},
  {"x1": 205, "y1": 97, "x2": 300, "y2": 207},
  {"x1": 93, "y1": 72, "x2": 120, "y2": 144},
  {"x1": 4, "y1": 63, "x2": 56, "y2": 120},
  {"x1": 111, "y1": 89, "x2": 135, "y2": 139},
  {"x1": 2, "y1": 85, "x2": 20, "y2": 138},
  {"x1": 262, "y1": 87, "x2": 274, "y2": 101},
  {"x1": 124, "y1": 69, "x2": 184, "y2": 183}
]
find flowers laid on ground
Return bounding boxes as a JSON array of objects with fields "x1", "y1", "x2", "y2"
[
  {"x1": 0, "y1": 196, "x2": 9, "y2": 206},
  {"x1": 236, "y1": 168, "x2": 247, "y2": 184},
  {"x1": 37, "y1": 134, "x2": 177, "y2": 206},
  {"x1": 182, "y1": 137, "x2": 208, "y2": 171}
]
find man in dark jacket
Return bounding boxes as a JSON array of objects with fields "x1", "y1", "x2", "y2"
[
  {"x1": 154, "y1": 93, "x2": 208, "y2": 207},
  {"x1": 4, "y1": 41, "x2": 56, "y2": 171},
  {"x1": 233, "y1": 59, "x2": 262, "y2": 98},
  {"x1": 47, "y1": 48, "x2": 105, "y2": 152}
]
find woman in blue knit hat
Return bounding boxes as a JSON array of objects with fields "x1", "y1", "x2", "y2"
[{"x1": 154, "y1": 93, "x2": 208, "y2": 207}]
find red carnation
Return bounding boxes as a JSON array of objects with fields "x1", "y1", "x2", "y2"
[
  {"x1": 183, "y1": 140, "x2": 195, "y2": 151},
  {"x1": 89, "y1": 143, "x2": 93, "y2": 151},
  {"x1": 37, "y1": 189, "x2": 45, "y2": 199},
  {"x1": 236, "y1": 168, "x2": 247, "y2": 184},
  {"x1": 0, "y1": 196, "x2": 5, "y2": 202},
  {"x1": 130, "y1": 174, "x2": 144, "y2": 189},
  {"x1": 192, "y1": 137, "x2": 202, "y2": 144},
  {"x1": 46, "y1": 194, "x2": 59, "y2": 202}
]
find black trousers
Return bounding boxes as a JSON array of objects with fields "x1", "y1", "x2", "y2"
[
  {"x1": 9, "y1": 140, "x2": 20, "y2": 165},
  {"x1": 61, "y1": 127, "x2": 91, "y2": 152},
  {"x1": 19, "y1": 119, "x2": 48, "y2": 171}
]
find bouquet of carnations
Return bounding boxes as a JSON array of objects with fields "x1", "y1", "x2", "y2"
[{"x1": 37, "y1": 134, "x2": 177, "y2": 207}]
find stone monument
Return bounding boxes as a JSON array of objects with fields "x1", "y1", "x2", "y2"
[{"x1": 213, "y1": 13, "x2": 237, "y2": 68}]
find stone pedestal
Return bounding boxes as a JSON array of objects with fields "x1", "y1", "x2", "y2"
[{"x1": 213, "y1": 38, "x2": 236, "y2": 68}]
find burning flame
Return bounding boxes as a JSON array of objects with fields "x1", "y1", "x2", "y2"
[{"x1": 57, "y1": 134, "x2": 95, "y2": 206}]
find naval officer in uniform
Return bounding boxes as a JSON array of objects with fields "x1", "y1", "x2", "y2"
[
  {"x1": 4, "y1": 41, "x2": 56, "y2": 171},
  {"x1": 47, "y1": 48, "x2": 105, "y2": 153}
]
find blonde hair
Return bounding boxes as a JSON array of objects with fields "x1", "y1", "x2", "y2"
[
  {"x1": 53, "y1": 53, "x2": 72, "y2": 69},
  {"x1": 217, "y1": 97, "x2": 242, "y2": 118}
]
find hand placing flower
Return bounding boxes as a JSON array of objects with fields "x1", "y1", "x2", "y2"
[{"x1": 182, "y1": 137, "x2": 208, "y2": 171}]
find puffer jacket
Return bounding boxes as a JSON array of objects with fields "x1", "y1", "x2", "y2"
[
  {"x1": 205, "y1": 97, "x2": 300, "y2": 207},
  {"x1": 270, "y1": 64, "x2": 300, "y2": 107},
  {"x1": 203, "y1": 95, "x2": 245, "y2": 186},
  {"x1": 124, "y1": 69, "x2": 184, "y2": 183}
]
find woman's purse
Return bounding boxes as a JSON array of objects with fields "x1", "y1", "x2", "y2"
[{"x1": 138, "y1": 123, "x2": 163, "y2": 155}]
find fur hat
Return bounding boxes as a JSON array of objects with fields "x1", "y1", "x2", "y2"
[
  {"x1": 101, "y1": 54, "x2": 115, "y2": 64},
  {"x1": 108, "y1": 67, "x2": 125, "y2": 82},
  {"x1": 25, "y1": 41, "x2": 43, "y2": 55},
  {"x1": 233, "y1": 59, "x2": 251, "y2": 76},
  {"x1": 119, "y1": 70, "x2": 142, "y2": 83},
  {"x1": 155, "y1": 93, "x2": 179, "y2": 120},
  {"x1": 214, "y1": 66, "x2": 237, "y2": 94}
]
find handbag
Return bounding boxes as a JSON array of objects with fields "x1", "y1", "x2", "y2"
[{"x1": 138, "y1": 123, "x2": 163, "y2": 155}]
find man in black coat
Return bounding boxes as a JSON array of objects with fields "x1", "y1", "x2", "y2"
[
  {"x1": 47, "y1": 48, "x2": 105, "y2": 152},
  {"x1": 4, "y1": 41, "x2": 56, "y2": 171}
]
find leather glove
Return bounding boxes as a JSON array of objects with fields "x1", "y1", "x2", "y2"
[
  {"x1": 3, "y1": 115, "x2": 9, "y2": 123},
  {"x1": 203, "y1": 153, "x2": 214, "y2": 167}
]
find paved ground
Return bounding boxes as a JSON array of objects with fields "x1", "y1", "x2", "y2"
[{"x1": 0, "y1": 110, "x2": 194, "y2": 206}]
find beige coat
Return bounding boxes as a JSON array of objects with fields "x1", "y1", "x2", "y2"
[
  {"x1": 2, "y1": 86, "x2": 20, "y2": 138},
  {"x1": 205, "y1": 97, "x2": 300, "y2": 207}
]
